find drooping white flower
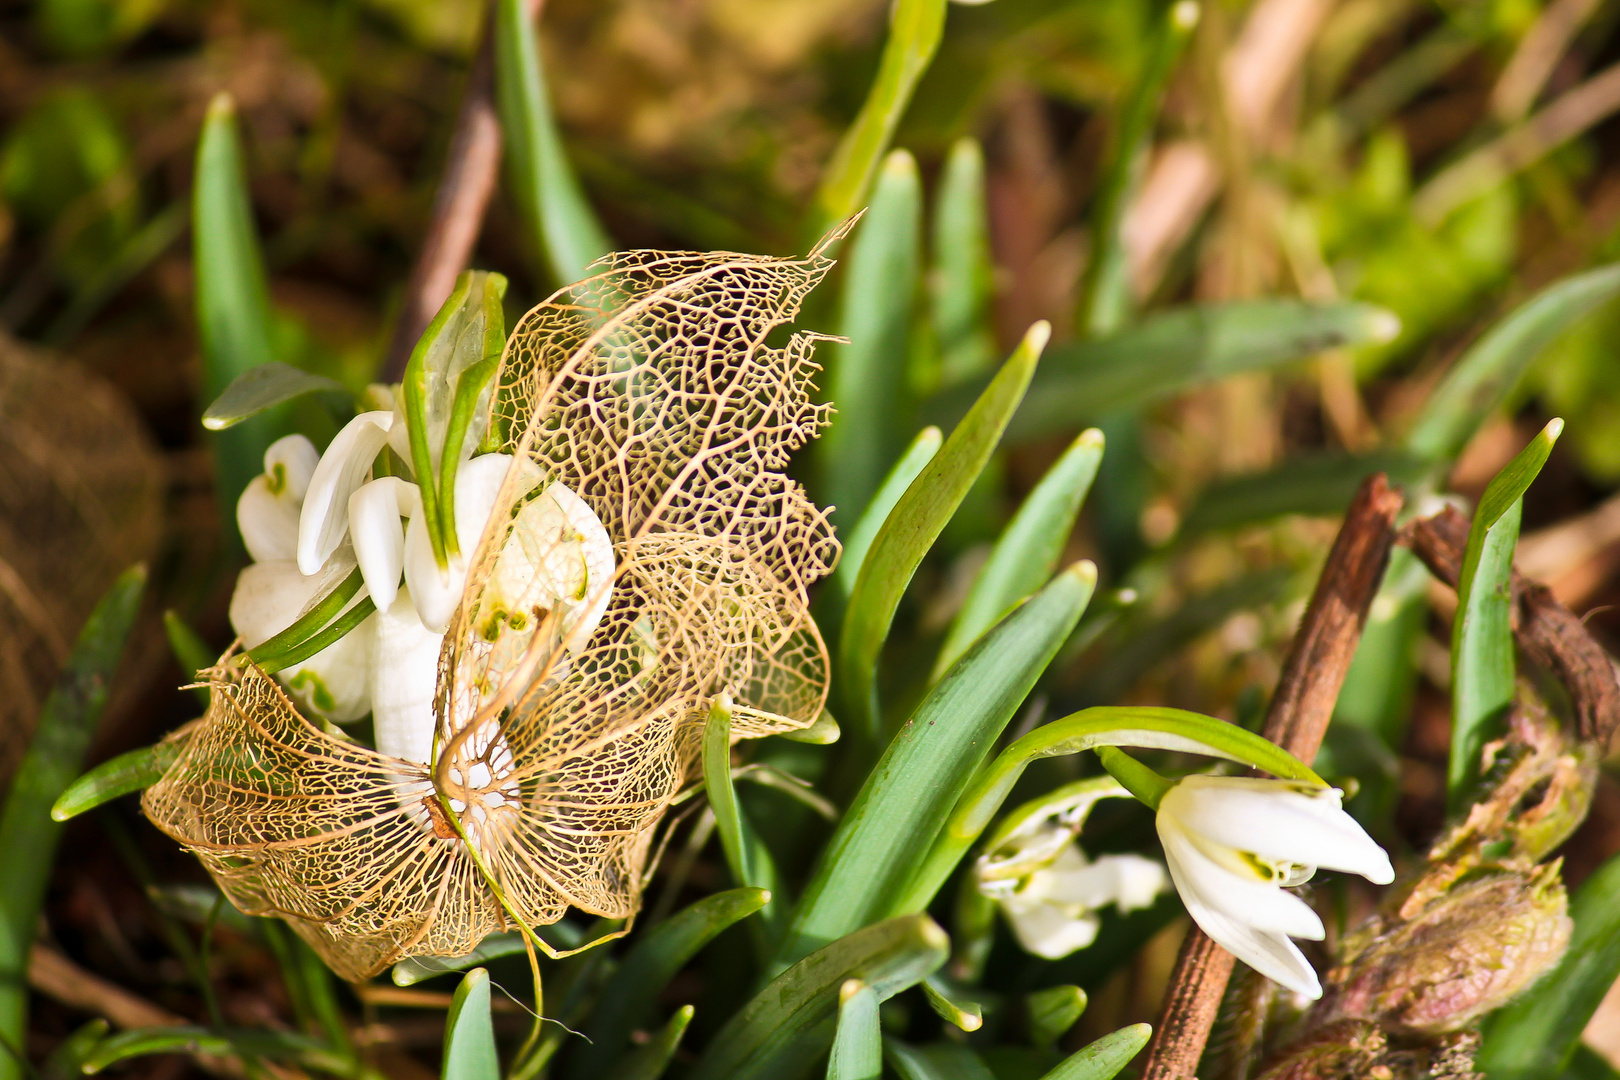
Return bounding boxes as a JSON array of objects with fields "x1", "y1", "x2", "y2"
[
  {"x1": 369, "y1": 585, "x2": 444, "y2": 765},
  {"x1": 350, "y1": 476, "x2": 421, "y2": 614},
  {"x1": 986, "y1": 843, "x2": 1168, "y2": 959},
  {"x1": 1155, "y1": 774, "x2": 1394, "y2": 999},
  {"x1": 236, "y1": 435, "x2": 319, "y2": 563},
  {"x1": 298, "y1": 410, "x2": 396, "y2": 575}
]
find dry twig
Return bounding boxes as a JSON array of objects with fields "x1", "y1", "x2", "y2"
[{"x1": 1140, "y1": 472, "x2": 1403, "y2": 1080}]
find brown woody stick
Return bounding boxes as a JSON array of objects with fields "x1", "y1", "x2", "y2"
[
  {"x1": 381, "y1": 0, "x2": 545, "y2": 381},
  {"x1": 1405, "y1": 504, "x2": 1620, "y2": 746},
  {"x1": 1139, "y1": 473, "x2": 1404, "y2": 1080}
]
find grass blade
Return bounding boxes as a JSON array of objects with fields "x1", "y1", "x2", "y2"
[
  {"x1": 1406, "y1": 263, "x2": 1620, "y2": 462},
  {"x1": 194, "y1": 94, "x2": 281, "y2": 538},
  {"x1": 605, "y1": 1005, "x2": 693, "y2": 1080},
  {"x1": 51, "y1": 741, "x2": 179, "y2": 822},
  {"x1": 80, "y1": 1027, "x2": 344, "y2": 1075},
  {"x1": 921, "y1": 976, "x2": 982, "y2": 1033},
  {"x1": 923, "y1": 301, "x2": 1397, "y2": 443},
  {"x1": 690, "y1": 914, "x2": 949, "y2": 1080},
  {"x1": 1027, "y1": 985, "x2": 1086, "y2": 1048},
  {"x1": 1177, "y1": 449, "x2": 1431, "y2": 536},
  {"x1": 823, "y1": 150, "x2": 923, "y2": 531},
  {"x1": 811, "y1": 0, "x2": 945, "y2": 230},
  {"x1": 1479, "y1": 849, "x2": 1620, "y2": 1077},
  {"x1": 1075, "y1": 0, "x2": 1199, "y2": 337},
  {"x1": 443, "y1": 969, "x2": 500, "y2": 1080},
  {"x1": 840, "y1": 322, "x2": 1047, "y2": 739},
  {"x1": 934, "y1": 429, "x2": 1104, "y2": 678},
  {"x1": 786, "y1": 561, "x2": 1095, "y2": 968},
  {"x1": 704, "y1": 701, "x2": 781, "y2": 947},
  {"x1": 828, "y1": 980, "x2": 881, "y2": 1080},
  {"x1": 835, "y1": 426, "x2": 941, "y2": 599},
  {"x1": 930, "y1": 138, "x2": 995, "y2": 385},
  {"x1": 567, "y1": 888, "x2": 769, "y2": 1079},
  {"x1": 42, "y1": 1020, "x2": 108, "y2": 1080},
  {"x1": 1039, "y1": 1023, "x2": 1151, "y2": 1080},
  {"x1": 1448, "y1": 418, "x2": 1561, "y2": 805},
  {"x1": 162, "y1": 610, "x2": 213, "y2": 707},
  {"x1": 884, "y1": 1041, "x2": 996, "y2": 1080},
  {"x1": 0, "y1": 566, "x2": 146, "y2": 1080},
  {"x1": 493, "y1": 0, "x2": 611, "y2": 284}
]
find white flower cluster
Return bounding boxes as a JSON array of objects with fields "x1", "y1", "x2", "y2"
[{"x1": 229, "y1": 395, "x2": 615, "y2": 767}]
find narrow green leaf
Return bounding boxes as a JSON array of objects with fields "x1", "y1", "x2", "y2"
[
  {"x1": 884, "y1": 1041, "x2": 996, "y2": 1080},
  {"x1": 606, "y1": 1005, "x2": 693, "y2": 1080},
  {"x1": 921, "y1": 975, "x2": 982, "y2": 1032},
  {"x1": 828, "y1": 980, "x2": 881, "y2": 1080},
  {"x1": 907, "y1": 706, "x2": 1322, "y2": 913},
  {"x1": 45, "y1": 200, "x2": 188, "y2": 346},
  {"x1": 493, "y1": 0, "x2": 611, "y2": 284},
  {"x1": 690, "y1": 914, "x2": 949, "y2": 1080},
  {"x1": 923, "y1": 301, "x2": 1398, "y2": 443},
  {"x1": 443, "y1": 969, "x2": 500, "y2": 1080},
  {"x1": 80, "y1": 1027, "x2": 344, "y2": 1075},
  {"x1": 835, "y1": 427, "x2": 941, "y2": 598},
  {"x1": 1406, "y1": 263, "x2": 1620, "y2": 462},
  {"x1": 777, "y1": 709, "x2": 843, "y2": 746},
  {"x1": 811, "y1": 0, "x2": 945, "y2": 230},
  {"x1": 785, "y1": 560, "x2": 1095, "y2": 968},
  {"x1": 0, "y1": 566, "x2": 145, "y2": 1080},
  {"x1": 201, "y1": 362, "x2": 346, "y2": 431},
  {"x1": 1027, "y1": 985, "x2": 1086, "y2": 1048},
  {"x1": 934, "y1": 429, "x2": 1104, "y2": 678},
  {"x1": 1561, "y1": 1046, "x2": 1620, "y2": 1080},
  {"x1": 163, "y1": 609, "x2": 213, "y2": 708},
  {"x1": 1449, "y1": 419, "x2": 1562, "y2": 804},
  {"x1": 823, "y1": 150, "x2": 923, "y2": 530},
  {"x1": 41, "y1": 1020, "x2": 108, "y2": 1080},
  {"x1": 1039, "y1": 1024, "x2": 1151, "y2": 1080},
  {"x1": 1076, "y1": 0, "x2": 1199, "y2": 337},
  {"x1": 930, "y1": 138, "x2": 995, "y2": 385},
  {"x1": 840, "y1": 322, "x2": 1047, "y2": 739},
  {"x1": 567, "y1": 888, "x2": 769, "y2": 1079},
  {"x1": 1479, "y1": 849, "x2": 1620, "y2": 1077},
  {"x1": 1177, "y1": 449, "x2": 1431, "y2": 536},
  {"x1": 51, "y1": 741, "x2": 180, "y2": 822},
  {"x1": 194, "y1": 93, "x2": 281, "y2": 533},
  {"x1": 704, "y1": 701, "x2": 780, "y2": 945}
]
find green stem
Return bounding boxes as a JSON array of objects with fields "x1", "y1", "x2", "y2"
[
  {"x1": 404, "y1": 275, "x2": 473, "y2": 569},
  {"x1": 1095, "y1": 747, "x2": 1174, "y2": 810},
  {"x1": 253, "y1": 596, "x2": 377, "y2": 674},
  {"x1": 244, "y1": 568, "x2": 364, "y2": 665}
]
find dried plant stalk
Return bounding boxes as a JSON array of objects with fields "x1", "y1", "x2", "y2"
[{"x1": 144, "y1": 234, "x2": 847, "y2": 980}]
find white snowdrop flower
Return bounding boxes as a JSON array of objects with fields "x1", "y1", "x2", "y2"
[
  {"x1": 369, "y1": 585, "x2": 444, "y2": 765},
  {"x1": 484, "y1": 476, "x2": 616, "y2": 657},
  {"x1": 404, "y1": 452, "x2": 512, "y2": 634},
  {"x1": 1155, "y1": 774, "x2": 1395, "y2": 999},
  {"x1": 298, "y1": 410, "x2": 396, "y2": 575},
  {"x1": 228, "y1": 556, "x2": 376, "y2": 722},
  {"x1": 236, "y1": 435, "x2": 319, "y2": 563},
  {"x1": 981, "y1": 839, "x2": 1168, "y2": 960},
  {"x1": 349, "y1": 476, "x2": 421, "y2": 615}
]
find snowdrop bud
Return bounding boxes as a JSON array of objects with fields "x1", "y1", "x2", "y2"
[
  {"x1": 236, "y1": 435, "x2": 320, "y2": 564},
  {"x1": 298, "y1": 411, "x2": 395, "y2": 575},
  {"x1": 1156, "y1": 775, "x2": 1395, "y2": 999},
  {"x1": 228, "y1": 557, "x2": 374, "y2": 721},
  {"x1": 988, "y1": 845, "x2": 1169, "y2": 960},
  {"x1": 350, "y1": 477, "x2": 420, "y2": 615},
  {"x1": 370, "y1": 587, "x2": 445, "y2": 765},
  {"x1": 405, "y1": 453, "x2": 513, "y2": 634}
]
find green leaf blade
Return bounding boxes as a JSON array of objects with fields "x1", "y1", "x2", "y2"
[
  {"x1": 201, "y1": 362, "x2": 346, "y2": 431},
  {"x1": 934, "y1": 428, "x2": 1104, "y2": 678},
  {"x1": 51, "y1": 741, "x2": 180, "y2": 823},
  {"x1": 606, "y1": 1005, "x2": 694, "y2": 1080},
  {"x1": 1039, "y1": 1023, "x2": 1151, "y2": 1080},
  {"x1": 839, "y1": 321, "x2": 1047, "y2": 739},
  {"x1": 828, "y1": 980, "x2": 882, "y2": 1080},
  {"x1": 690, "y1": 914, "x2": 949, "y2": 1080},
  {"x1": 443, "y1": 969, "x2": 500, "y2": 1080},
  {"x1": 787, "y1": 559, "x2": 1096, "y2": 968},
  {"x1": 835, "y1": 426, "x2": 942, "y2": 599}
]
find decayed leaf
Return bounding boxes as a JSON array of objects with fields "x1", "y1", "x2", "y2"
[
  {"x1": 143, "y1": 234, "x2": 847, "y2": 980},
  {"x1": 0, "y1": 334, "x2": 164, "y2": 782}
]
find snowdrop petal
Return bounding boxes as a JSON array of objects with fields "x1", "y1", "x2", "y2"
[
  {"x1": 1166, "y1": 775, "x2": 1394, "y2": 885},
  {"x1": 1045, "y1": 852, "x2": 1169, "y2": 913},
  {"x1": 370, "y1": 588, "x2": 444, "y2": 765},
  {"x1": 298, "y1": 411, "x2": 394, "y2": 575},
  {"x1": 349, "y1": 477, "x2": 417, "y2": 614},
  {"x1": 453, "y1": 453, "x2": 513, "y2": 553},
  {"x1": 1159, "y1": 823, "x2": 1325, "y2": 941},
  {"x1": 404, "y1": 511, "x2": 465, "y2": 636},
  {"x1": 1160, "y1": 826, "x2": 1324, "y2": 998},
  {"x1": 265, "y1": 434, "x2": 319, "y2": 503},
  {"x1": 229, "y1": 560, "x2": 326, "y2": 649},
  {"x1": 237, "y1": 476, "x2": 302, "y2": 563},
  {"x1": 1001, "y1": 895, "x2": 1101, "y2": 959}
]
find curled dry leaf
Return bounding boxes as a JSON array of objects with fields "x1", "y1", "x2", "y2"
[
  {"x1": 0, "y1": 334, "x2": 164, "y2": 781},
  {"x1": 144, "y1": 233, "x2": 848, "y2": 980}
]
